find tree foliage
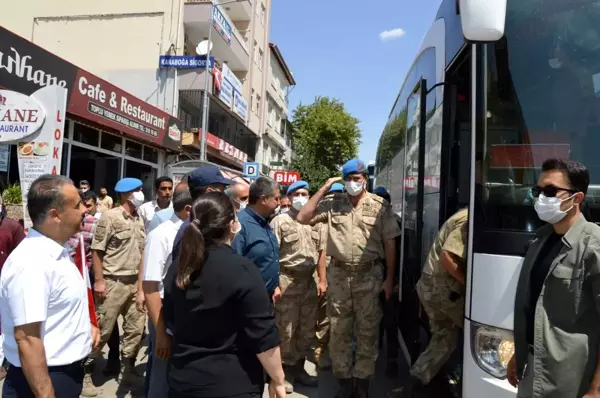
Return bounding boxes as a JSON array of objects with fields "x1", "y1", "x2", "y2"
[
  {"x1": 376, "y1": 109, "x2": 407, "y2": 170},
  {"x1": 290, "y1": 97, "x2": 361, "y2": 189}
]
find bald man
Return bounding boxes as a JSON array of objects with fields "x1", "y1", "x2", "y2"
[{"x1": 225, "y1": 182, "x2": 250, "y2": 211}]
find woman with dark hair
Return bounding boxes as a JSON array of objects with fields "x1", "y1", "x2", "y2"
[{"x1": 163, "y1": 192, "x2": 286, "y2": 398}]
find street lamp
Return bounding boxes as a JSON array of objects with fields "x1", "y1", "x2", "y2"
[{"x1": 197, "y1": 0, "x2": 248, "y2": 162}]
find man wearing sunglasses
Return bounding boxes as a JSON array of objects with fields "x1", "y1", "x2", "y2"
[{"x1": 508, "y1": 158, "x2": 600, "y2": 398}]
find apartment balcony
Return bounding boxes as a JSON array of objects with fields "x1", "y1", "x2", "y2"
[
  {"x1": 185, "y1": 1, "x2": 250, "y2": 72},
  {"x1": 267, "y1": 82, "x2": 288, "y2": 114}
]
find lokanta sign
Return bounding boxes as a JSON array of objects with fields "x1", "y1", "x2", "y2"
[
  {"x1": 13, "y1": 85, "x2": 68, "y2": 229},
  {"x1": 0, "y1": 90, "x2": 46, "y2": 142}
]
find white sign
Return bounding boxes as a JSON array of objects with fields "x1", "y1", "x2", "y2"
[
  {"x1": 243, "y1": 162, "x2": 259, "y2": 178},
  {"x1": 218, "y1": 78, "x2": 234, "y2": 109},
  {"x1": 222, "y1": 63, "x2": 243, "y2": 94},
  {"x1": 16, "y1": 85, "x2": 67, "y2": 229},
  {"x1": 0, "y1": 90, "x2": 46, "y2": 142},
  {"x1": 233, "y1": 91, "x2": 247, "y2": 120}
]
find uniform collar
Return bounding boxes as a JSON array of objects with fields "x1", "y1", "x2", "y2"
[{"x1": 28, "y1": 229, "x2": 68, "y2": 260}]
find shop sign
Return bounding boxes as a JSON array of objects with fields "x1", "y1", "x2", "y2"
[
  {"x1": 206, "y1": 132, "x2": 221, "y2": 149},
  {"x1": 218, "y1": 138, "x2": 248, "y2": 163},
  {"x1": 15, "y1": 85, "x2": 67, "y2": 229},
  {"x1": 222, "y1": 63, "x2": 243, "y2": 94},
  {"x1": 0, "y1": 26, "x2": 183, "y2": 152},
  {"x1": 158, "y1": 55, "x2": 214, "y2": 69},
  {"x1": 69, "y1": 70, "x2": 183, "y2": 151},
  {"x1": 218, "y1": 79, "x2": 234, "y2": 109},
  {"x1": 212, "y1": 6, "x2": 232, "y2": 46},
  {"x1": 274, "y1": 171, "x2": 300, "y2": 185},
  {"x1": 0, "y1": 90, "x2": 46, "y2": 142},
  {"x1": 233, "y1": 91, "x2": 247, "y2": 120}
]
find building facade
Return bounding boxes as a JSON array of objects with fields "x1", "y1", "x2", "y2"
[
  {"x1": 1, "y1": 0, "x2": 294, "y2": 177},
  {"x1": 262, "y1": 43, "x2": 295, "y2": 174}
]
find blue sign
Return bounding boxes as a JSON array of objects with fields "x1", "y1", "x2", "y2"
[
  {"x1": 243, "y1": 162, "x2": 260, "y2": 178},
  {"x1": 158, "y1": 55, "x2": 215, "y2": 69},
  {"x1": 212, "y1": 6, "x2": 232, "y2": 46},
  {"x1": 233, "y1": 91, "x2": 247, "y2": 120},
  {"x1": 218, "y1": 79, "x2": 234, "y2": 109}
]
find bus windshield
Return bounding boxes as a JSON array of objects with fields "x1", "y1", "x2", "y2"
[{"x1": 481, "y1": 0, "x2": 600, "y2": 234}]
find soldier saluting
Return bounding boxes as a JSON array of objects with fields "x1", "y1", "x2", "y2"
[{"x1": 297, "y1": 158, "x2": 400, "y2": 398}]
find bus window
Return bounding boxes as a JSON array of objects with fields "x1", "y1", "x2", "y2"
[{"x1": 476, "y1": 0, "x2": 600, "y2": 254}]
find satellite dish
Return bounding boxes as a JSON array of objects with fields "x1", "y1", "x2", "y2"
[{"x1": 196, "y1": 40, "x2": 213, "y2": 56}]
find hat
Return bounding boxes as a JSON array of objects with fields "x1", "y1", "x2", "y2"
[
  {"x1": 373, "y1": 186, "x2": 389, "y2": 196},
  {"x1": 115, "y1": 178, "x2": 143, "y2": 193},
  {"x1": 328, "y1": 183, "x2": 344, "y2": 193},
  {"x1": 287, "y1": 180, "x2": 309, "y2": 195},
  {"x1": 188, "y1": 165, "x2": 236, "y2": 191},
  {"x1": 342, "y1": 159, "x2": 367, "y2": 179}
]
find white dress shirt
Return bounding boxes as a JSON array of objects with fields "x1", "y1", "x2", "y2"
[
  {"x1": 138, "y1": 200, "x2": 172, "y2": 232},
  {"x1": 0, "y1": 230, "x2": 92, "y2": 367},
  {"x1": 143, "y1": 213, "x2": 183, "y2": 298}
]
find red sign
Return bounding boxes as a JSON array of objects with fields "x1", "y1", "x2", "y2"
[
  {"x1": 204, "y1": 131, "x2": 248, "y2": 164},
  {"x1": 490, "y1": 144, "x2": 570, "y2": 168},
  {"x1": 274, "y1": 171, "x2": 300, "y2": 185},
  {"x1": 68, "y1": 70, "x2": 182, "y2": 151},
  {"x1": 403, "y1": 176, "x2": 440, "y2": 190}
]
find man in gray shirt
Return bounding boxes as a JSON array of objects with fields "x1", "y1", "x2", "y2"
[{"x1": 509, "y1": 158, "x2": 600, "y2": 398}]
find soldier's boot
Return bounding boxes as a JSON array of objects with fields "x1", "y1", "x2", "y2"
[
  {"x1": 283, "y1": 365, "x2": 295, "y2": 394},
  {"x1": 80, "y1": 372, "x2": 98, "y2": 397},
  {"x1": 354, "y1": 378, "x2": 370, "y2": 398},
  {"x1": 400, "y1": 375, "x2": 425, "y2": 398},
  {"x1": 102, "y1": 357, "x2": 120, "y2": 377},
  {"x1": 294, "y1": 361, "x2": 318, "y2": 387},
  {"x1": 336, "y1": 378, "x2": 354, "y2": 398},
  {"x1": 118, "y1": 357, "x2": 143, "y2": 385}
]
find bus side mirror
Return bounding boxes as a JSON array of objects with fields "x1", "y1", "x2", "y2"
[{"x1": 459, "y1": 0, "x2": 507, "y2": 42}]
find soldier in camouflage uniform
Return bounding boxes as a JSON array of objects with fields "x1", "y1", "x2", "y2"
[
  {"x1": 313, "y1": 182, "x2": 344, "y2": 370},
  {"x1": 298, "y1": 159, "x2": 401, "y2": 398},
  {"x1": 271, "y1": 180, "x2": 319, "y2": 393},
  {"x1": 399, "y1": 207, "x2": 468, "y2": 398}
]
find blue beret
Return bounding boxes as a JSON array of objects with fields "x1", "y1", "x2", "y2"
[
  {"x1": 115, "y1": 178, "x2": 143, "y2": 193},
  {"x1": 342, "y1": 158, "x2": 367, "y2": 179},
  {"x1": 287, "y1": 180, "x2": 309, "y2": 195},
  {"x1": 373, "y1": 186, "x2": 389, "y2": 196},
  {"x1": 329, "y1": 183, "x2": 344, "y2": 193}
]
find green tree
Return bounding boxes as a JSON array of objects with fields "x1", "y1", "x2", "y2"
[
  {"x1": 376, "y1": 109, "x2": 407, "y2": 170},
  {"x1": 290, "y1": 97, "x2": 361, "y2": 189}
]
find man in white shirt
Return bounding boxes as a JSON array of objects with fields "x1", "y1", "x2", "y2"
[
  {"x1": 137, "y1": 176, "x2": 173, "y2": 231},
  {"x1": 142, "y1": 182, "x2": 191, "y2": 397},
  {"x1": 0, "y1": 174, "x2": 100, "y2": 397}
]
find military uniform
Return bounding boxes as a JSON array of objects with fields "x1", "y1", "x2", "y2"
[
  {"x1": 410, "y1": 208, "x2": 468, "y2": 385},
  {"x1": 313, "y1": 221, "x2": 331, "y2": 367},
  {"x1": 91, "y1": 207, "x2": 146, "y2": 362},
  {"x1": 311, "y1": 191, "x2": 401, "y2": 380},
  {"x1": 271, "y1": 211, "x2": 319, "y2": 366}
]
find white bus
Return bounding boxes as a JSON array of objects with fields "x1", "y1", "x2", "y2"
[{"x1": 374, "y1": 0, "x2": 600, "y2": 396}]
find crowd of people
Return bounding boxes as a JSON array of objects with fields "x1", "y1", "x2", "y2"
[{"x1": 1, "y1": 156, "x2": 599, "y2": 398}]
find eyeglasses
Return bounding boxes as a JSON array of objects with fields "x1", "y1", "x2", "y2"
[{"x1": 531, "y1": 185, "x2": 577, "y2": 198}]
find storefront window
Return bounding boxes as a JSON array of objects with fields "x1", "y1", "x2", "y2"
[
  {"x1": 125, "y1": 160, "x2": 157, "y2": 200},
  {"x1": 70, "y1": 145, "x2": 122, "y2": 198},
  {"x1": 125, "y1": 140, "x2": 143, "y2": 159},
  {"x1": 100, "y1": 133, "x2": 123, "y2": 153},
  {"x1": 73, "y1": 123, "x2": 99, "y2": 146},
  {"x1": 143, "y1": 146, "x2": 159, "y2": 164}
]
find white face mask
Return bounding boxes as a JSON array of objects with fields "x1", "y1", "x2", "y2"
[
  {"x1": 534, "y1": 193, "x2": 575, "y2": 224},
  {"x1": 292, "y1": 196, "x2": 308, "y2": 211},
  {"x1": 238, "y1": 201, "x2": 247, "y2": 210},
  {"x1": 345, "y1": 181, "x2": 364, "y2": 196},
  {"x1": 130, "y1": 191, "x2": 145, "y2": 208}
]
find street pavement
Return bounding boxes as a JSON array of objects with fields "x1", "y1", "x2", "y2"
[{"x1": 0, "y1": 338, "x2": 406, "y2": 397}]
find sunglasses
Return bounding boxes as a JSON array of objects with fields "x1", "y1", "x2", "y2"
[{"x1": 531, "y1": 185, "x2": 577, "y2": 198}]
